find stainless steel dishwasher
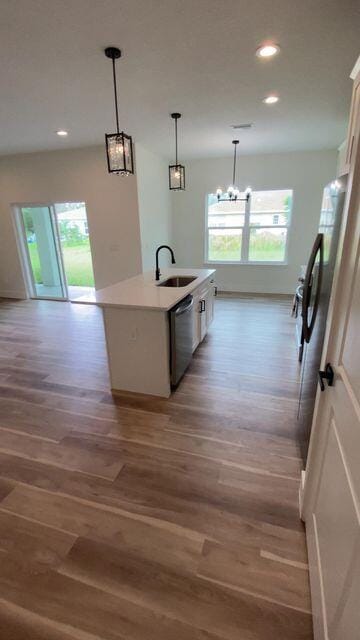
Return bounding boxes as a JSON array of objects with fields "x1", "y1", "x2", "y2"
[{"x1": 169, "y1": 294, "x2": 194, "y2": 387}]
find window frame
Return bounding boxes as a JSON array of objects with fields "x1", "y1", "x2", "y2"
[{"x1": 204, "y1": 189, "x2": 292, "y2": 266}]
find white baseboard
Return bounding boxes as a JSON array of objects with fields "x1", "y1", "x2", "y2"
[
  {"x1": 0, "y1": 290, "x2": 27, "y2": 299},
  {"x1": 306, "y1": 514, "x2": 327, "y2": 640},
  {"x1": 299, "y1": 469, "x2": 306, "y2": 520},
  {"x1": 217, "y1": 290, "x2": 293, "y2": 299}
]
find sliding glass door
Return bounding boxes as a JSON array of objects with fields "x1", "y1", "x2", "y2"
[
  {"x1": 54, "y1": 203, "x2": 95, "y2": 299},
  {"x1": 20, "y1": 206, "x2": 67, "y2": 299}
]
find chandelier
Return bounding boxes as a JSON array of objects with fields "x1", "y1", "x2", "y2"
[{"x1": 216, "y1": 140, "x2": 251, "y2": 202}]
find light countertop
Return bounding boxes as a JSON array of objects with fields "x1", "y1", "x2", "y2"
[{"x1": 73, "y1": 268, "x2": 216, "y2": 311}]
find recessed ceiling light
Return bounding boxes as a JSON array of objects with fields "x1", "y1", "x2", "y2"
[
  {"x1": 56, "y1": 130, "x2": 68, "y2": 136},
  {"x1": 263, "y1": 95, "x2": 279, "y2": 104},
  {"x1": 256, "y1": 44, "x2": 280, "y2": 58}
]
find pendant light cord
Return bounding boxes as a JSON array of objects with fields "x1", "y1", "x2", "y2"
[
  {"x1": 175, "y1": 117, "x2": 178, "y2": 165},
  {"x1": 112, "y1": 57, "x2": 120, "y2": 134},
  {"x1": 232, "y1": 143, "x2": 237, "y2": 186}
]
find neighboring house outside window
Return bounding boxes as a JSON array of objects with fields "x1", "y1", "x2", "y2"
[
  {"x1": 57, "y1": 204, "x2": 89, "y2": 239},
  {"x1": 206, "y1": 189, "x2": 293, "y2": 263}
]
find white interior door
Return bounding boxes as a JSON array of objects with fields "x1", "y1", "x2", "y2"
[{"x1": 302, "y1": 120, "x2": 360, "y2": 639}]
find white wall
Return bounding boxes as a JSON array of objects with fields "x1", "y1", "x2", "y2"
[
  {"x1": 0, "y1": 144, "x2": 338, "y2": 298},
  {"x1": 0, "y1": 145, "x2": 143, "y2": 297},
  {"x1": 135, "y1": 144, "x2": 172, "y2": 272},
  {"x1": 171, "y1": 150, "x2": 337, "y2": 294}
]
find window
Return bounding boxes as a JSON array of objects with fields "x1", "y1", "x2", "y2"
[
  {"x1": 206, "y1": 189, "x2": 293, "y2": 264},
  {"x1": 318, "y1": 185, "x2": 336, "y2": 263}
]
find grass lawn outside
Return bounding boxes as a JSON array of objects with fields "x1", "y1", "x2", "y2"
[
  {"x1": 28, "y1": 241, "x2": 95, "y2": 287},
  {"x1": 248, "y1": 243, "x2": 285, "y2": 261},
  {"x1": 208, "y1": 231, "x2": 286, "y2": 262}
]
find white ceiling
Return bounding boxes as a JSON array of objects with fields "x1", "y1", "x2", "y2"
[{"x1": 1, "y1": 0, "x2": 359, "y2": 159}]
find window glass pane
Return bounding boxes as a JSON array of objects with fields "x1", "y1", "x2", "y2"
[
  {"x1": 250, "y1": 211, "x2": 289, "y2": 226},
  {"x1": 21, "y1": 206, "x2": 66, "y2": 299},
  {"x1": 208, "y1": 213, "x2": 245, "y2": 228},
  {"x1": 251, "y1": 190, "x2": 292, "y2": 213},
  {"x1": 208, "y1": 196, "x2": 246, "y2": 214},
  {"x1": 319, "y1": 226, "x2": 334, "y2": 263},
  {"x1": 319, "y1": 209, "x2": 335, "y2": 226},
  {"x1": 54, "y1": 203, "x2": 95, "y2": 288},
  {"x1": 319, "y1": 187, "x2": 336, "y2": 226},
  {"x1": 208, "y1": 229, "x2": 242, "y2": 261},
  {"x1": 206, "y1": 190, "x2": 291, "y2": 263},
  {"x1": 249, "y1": 228, "x2": 287, "y2": 262}
]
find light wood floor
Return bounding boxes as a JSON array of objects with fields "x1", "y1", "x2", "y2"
[{"x1": 0, "y1": 295, "x2": 313, "y2": 639}]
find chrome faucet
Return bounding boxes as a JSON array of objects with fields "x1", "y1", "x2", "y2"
[{"x1": 155, "y1": 245, "x2": 176, "y2": 281}]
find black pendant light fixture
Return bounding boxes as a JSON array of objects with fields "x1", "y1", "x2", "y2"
[
  {"x1": 216, "y1": 140, "x2": 251, "y2": 202},
  {"x1": 104, "y1": 47, "x2": 134, "y2": 175},
  {"x1": 169, "y1": 113, "x2": 185, "y2": 190}
]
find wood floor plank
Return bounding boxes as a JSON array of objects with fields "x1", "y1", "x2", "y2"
[
  {"x1": 69, "y1": 425, "x2": 302, "y2": 478},
  {"x1": 0, "y1": 509, "x2": 76, "y2": 570},
  {"x1": 113, "y1": 462, "x2": 304, "y2": 532},
  {"x1": 0, "y1": 450, "x2": 306, "y2": 554},
  {"x1": 0, "y1": 477, "x2": 15, "y2": 501},
  {"x1": 2, "y1": 484, "x2": 204, "y2": 574},
  {"x1": 57, "y1": 536, "x2": 313, "y2": 640},
  {"x1": 0, "y1": 598, "x2": 101, "y2": 640},
  {"x1": 0, "y1": 554, "x2": 223, "y2": 640},
  {"x1": 198, "y1": 539, "x2": 311, "y2": 612},
  {"x1": 164, "y1": 423, "x2": 301, "y2": 458},
  {"x1": 0, "y1": 382, "x2": 170, "y2": 423},
  {"x1": 0, "y1": 296, "x2": 312, "y2": 638},
  {"x1": 0, "y1": 429, "x2": 123, "y2": 479}
]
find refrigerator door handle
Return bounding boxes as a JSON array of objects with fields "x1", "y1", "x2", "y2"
[
  {"x1": 318, "y1": 363, "x2": 334, "y2": 391},
  {"x1": 302, "y1": 233, "x2": 324, "y2": 344}
]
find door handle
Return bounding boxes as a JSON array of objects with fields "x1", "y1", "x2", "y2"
[
  {"x1": 302, "y1": 233, "x2": 324, "y2": 344},
  {"x1": 214, "y1": 286, "x2": 218, "y2": 296},
  {"x1": 318, "y1": 363, "x2": 334, "y2": 391},
  {"x1": 199, "y1": 300, "x2": 205, "y2": 313}
]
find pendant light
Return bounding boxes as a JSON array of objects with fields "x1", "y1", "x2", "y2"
[
  {"x1": 216, "y1": 140, "x2": 251, "y2": 202},
  {"x1": 169, "y1": 113, "x2": 185, "y2": 190},
  {"x1": 104, "y1": 47, "x2": 134, "y2": 175}
]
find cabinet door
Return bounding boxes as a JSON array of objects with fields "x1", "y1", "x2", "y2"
[
  {"x1": 199, "y1": 297, "x2": 207, "y2": 342},
  {"x1": 192, "y1": 293, "x2": 201, "y2": 352},
  {"x1": 192, "y1": 278, "x2": 216, "y2": 350},
  {"x1": 206, "y1": 282, "x2": 216, "y2": 328}
]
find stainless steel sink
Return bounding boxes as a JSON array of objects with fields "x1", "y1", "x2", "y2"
[{"x1": 157, "y1": 276, "x2": 197, "y2": 287}]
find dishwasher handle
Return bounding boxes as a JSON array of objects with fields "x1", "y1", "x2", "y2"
[{"x1": 174, "y1": 295, "x2": 194, "y2": 315}]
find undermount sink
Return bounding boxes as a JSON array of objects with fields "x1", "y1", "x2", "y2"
[{"x1": 157, "y1": 276, "x2": 197, "y2": 287}]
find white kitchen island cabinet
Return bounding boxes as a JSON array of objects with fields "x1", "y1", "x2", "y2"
[
  {"x1": 192, "y1": 276, "x2": 216, "y2": 349},
  {"x1": 75, "y1": 268, "x2": 216, "y2": 398}
]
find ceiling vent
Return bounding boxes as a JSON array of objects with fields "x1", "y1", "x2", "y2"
[{"x1": 231, "y1": 123, "x2": 253, "y2": 129}]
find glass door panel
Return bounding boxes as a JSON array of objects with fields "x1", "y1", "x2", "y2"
[
  {"x1": 54, "y1": 202, "x2": 95, "y2": 300},
  {"x1": 20, "y1": 206, "x2": 67, "y2": 299}
]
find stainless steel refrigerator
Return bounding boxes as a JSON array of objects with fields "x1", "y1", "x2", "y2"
[{"x1": 297, "y1": 177, "x2": 347, "y2": 463}]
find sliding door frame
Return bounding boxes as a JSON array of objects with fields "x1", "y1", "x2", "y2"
[{"x1": 13, "y1": 202, "x2": 69, "y2": 301}]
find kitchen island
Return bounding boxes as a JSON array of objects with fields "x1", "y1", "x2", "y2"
[{"x1": 75, "y1": 268, "x2": 216, "y2": 397}]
